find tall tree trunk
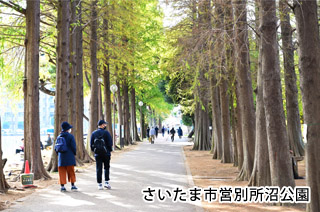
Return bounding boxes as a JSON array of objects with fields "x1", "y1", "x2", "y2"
[
  {"x1": 260, "y1": 0, "x2": 294, "y2": 188},
  {"x1": 87, "y1": 0, "x2": 99, "y2": 155},
  {"x1": 279, "y1": 0, "x2": 304, "y2": 157},
  {"x1": 103, "y1": 17, "x2": 112, "y2": 139},
  {"x1": 211, "y1": 74, "x2": 222, "y2": 159},
  {"x1": 24, "y1": 0, "x2": 51, "y2": 180},
  {"x1": 249, "y1": 15, "x2": 271, "y2": 186},
  {"x1": 230, "y1": 93, "x2": 238, "y2": 167},
  {"x1": 123, "y1": 78, "x2": 131, "y2": 145},
  {"x1": 193, "y1": 0, "x2": 211, "y2": 151},
  {"x1": 74, "y1": 0, "x2": 91, "y2": 163},
  {"x1": 235, "y1": 80, "x2": 243, "y2": 170},
  {"x1": 294, "y1": 1, "x2": 320, "y2": 211},
  {"x1": 130, "y1": 88, "x2": 140, "y2": 142},
  {"x1": 48, "y1": 0, "x2": 70, "y2": 173},
  {"x1": 69, "y1": 0, "x2": 77, "y2": 129},
  {"x1": 220, "y1": 76, "x2": 232, "y2": 163},
  {"x1": 98, "y1": 82, "x2": 104, "y2": 120},
  {"x1": 0, "y1": 117, "x2": 10, "y2": 192},
  {"x1": 103, "y1": 64, "x2": 112, "y2": 137},
  {"x1": 116, "y1": 80, "x2": 123, "y2": 147},
  {"x1": 233, "y1": 0, "x2": 256, "y2": 181}
]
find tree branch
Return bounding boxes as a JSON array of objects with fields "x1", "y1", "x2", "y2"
[
  {"x1": 39, "y1": 80, "x2": 55, "y2": 96},
  {"x1": 85, "y1": 71, "x2": 91, "y2": 88},
  {"x1": 83, "y1": 114, "x2": 89, "y2": 121},
  {"x1": 0, "y1": 0, "x2": 26, "y2": 15}
]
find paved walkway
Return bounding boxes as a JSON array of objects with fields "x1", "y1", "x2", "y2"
[{"x1": 5, "y1": 135, "x2": 203, "y2": 212}]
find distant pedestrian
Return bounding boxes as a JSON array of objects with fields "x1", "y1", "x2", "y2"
[
  {"x1": 167, "y1": 126, "x2": 170, "y2": 135},
  {"x1": 90, "y1": 120, "x2": 113, "y2": 190},
  {"x1": 170, "y1": 127, "x2": 176, "y2": 142},
  {"x1": 161, "y1": 126, "x2": 165, "y2": 137},
  {"x1": 150, "y1": 127, "x2": 156, "y2": 144},
  {"x1": 155, "y1": 126, "x2": 159, "y2": 138},
  {"x1": 178, "y1": 127, "x2": 183, "y2": 139},
  {"x1": 56, "y1": 122, "x2": 77, "y2": 192},
  {"x1": 146, "y1": 127, "x2": 150, "y2": 140}
]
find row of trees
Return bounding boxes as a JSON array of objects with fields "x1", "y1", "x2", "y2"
[
  {"x1": 163, "y1": 0, "x2": 319, "y2": 211},
  {"x1": 0, "y1": 0, "x2": 171, "y2": 192}
]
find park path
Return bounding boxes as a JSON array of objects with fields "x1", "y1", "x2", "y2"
[{"x1": 5, "y1": 135, "x2": 203, "y2": 212}]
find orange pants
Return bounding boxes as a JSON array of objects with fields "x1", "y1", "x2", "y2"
[{"x1": 58, "y1": 166, "x2": 76, "y2": 185}]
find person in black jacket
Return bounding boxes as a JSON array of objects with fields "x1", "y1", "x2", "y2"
[{"x1": 90, "y1": 120, "x2": 113, "y2": 190}]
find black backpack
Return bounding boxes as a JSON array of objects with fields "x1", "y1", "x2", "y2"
[{"x1": 93, "y1": 136, "x2": 107, "y2": 154}]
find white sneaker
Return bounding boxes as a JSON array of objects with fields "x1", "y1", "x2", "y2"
[
  {"x1": 98, "y1": 183, "x2": 103, "y2": 190},
  {"x1": 104, "y1": 181, "x2": 111, "y2": 189}
]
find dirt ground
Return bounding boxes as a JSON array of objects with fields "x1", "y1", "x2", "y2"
[
  {"x1": 0, "y1": 142, "x2": 140, "y2": 211},
  {"x1": 183, "y1": 145, "x2": 306, "y2": 212}
]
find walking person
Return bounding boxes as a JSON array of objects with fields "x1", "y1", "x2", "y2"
[
  {"x1": 150, "y1": 127, "x2": 156, "y2": 144},
  {"x1": 161, "y1": 126, "x2": 165, "y2": 137},
  {"x1": 55, "y1": 122, "x2": 77, "y2": 192},
  {"x1": 146, "y1": 127, "x2": 150, "y2": 142},
  {"x1": 90, "y1": 120, "x2": 113, "y2": 190},
  {"x1": 155, "y1": 126, "x2": 159, "y2": 138},
  {"x1": 178, "y1": 127, "x2": 183, "y2": 139},
  {"x1": 170, "y1": 127, "x2": 176, "y2": 142}
]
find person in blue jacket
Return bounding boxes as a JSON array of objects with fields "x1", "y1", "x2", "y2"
[
  {"x1": 90, "y1": 120, "x2": 113, "y2": 190},
  {"x1": 56, "y1": 121, "x2": 77, "y2": 192}
]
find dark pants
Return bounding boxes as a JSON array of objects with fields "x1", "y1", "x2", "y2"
[
  {"x1": 95, "y1": 155, "x2": 111, "y2": 184},
  {"x1": 171, "y1": 134, "x2": 175, "y2": 142}
]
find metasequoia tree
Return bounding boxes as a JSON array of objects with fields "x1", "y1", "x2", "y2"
[
  {"x1": 87, "y1": 0, "x2": 99, "y2": 154},
  {"x1": 232, "y1": 0, "x2": 256, "y2": 181},
  {"x1": 260, "y1": 0, "x2": 294, "y2": 188},
  {"x1": 249, "y1": 0, "x2": 270, "y2": 185},
  {"x1": 192, "y1": 0, "x2": 211, "y2": 151},
  {"x1": 279, "y1": 0, "x2": 304, "y2": 157},
  {"x1": 294, "y1": 0, "x2": 320, "y2": 211},
  {"x1": 48, "y1": 0, "x2": 70, "y2": 172},
  {"x1": 130, "y1": 86, "x2": 141, "y2": 142},
  {"x1": 102, "y1": 16, "x2": 113, "y2": 140},
  {"x1": 74, "y1": 0, "x2": 92, "y2": 163},
  {"x1": 220, "y1": 1, "x2": 233, "y2": 163},
  {"x1": 24, "y1": 0, "x2": 51, "y2": 179}
]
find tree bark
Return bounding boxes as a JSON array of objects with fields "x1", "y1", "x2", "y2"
[
  {"x1": 130, "y1": 88, "x2": 140, "y2": 142},
  {"x1": 230, "y1": 92, "x2": 238, "y2": 167},
  {"x1": 294, "y1": 1, "x2": 320, "y2": 211},
  {"x1": 233, "y1": 0, "x2": 256, "y2": 181},
  {"x1": 211, "y1": 74, "x2": 222, "y2": 159},
  {"x1": 103, "y1": 17, "x2": 113, "y2": 140},
  {"x1": 123, "y1": 78, "x2": 131, "y2": 145},
  {"x1": 260, "y1": 0, "x2": 294, "y2": 188},
  {"x1": 87, "y1": 0, "x2": 99, "y2": 155},
  {"x1": 48, "y1": 0, "x2": 70, "y2": 173},
  {"x1": 279, "y1": 0, "x2": 304, "y2": 157},
  {"x1": 116, "y1": 80, "x2": 123, "y2": 146},
  {"x1": 0, "y1": 117, "x2": 10, "y2": 192},
  {"x1": 192, "y1": 0, "x2": 211, "y2": 151},
  {"x1": 249, "y1": 16, "x2": 271, "y2": 186},
  {"x1": 23, "y1": 0, "x2": 51, "y2": 179},
  {"x1": 69, "y1": 0, "x2": 77, "y2": 129},
  {"x1": 235, "y1": 81, "x2": 243, "y2": 170},
  {"x1": 74, "y1": 0, "x2": 92, "y2": 163}
]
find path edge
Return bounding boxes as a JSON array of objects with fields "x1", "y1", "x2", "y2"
[{"x1": 181, "y1": 145, "x2": 204, "y2": 212}]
